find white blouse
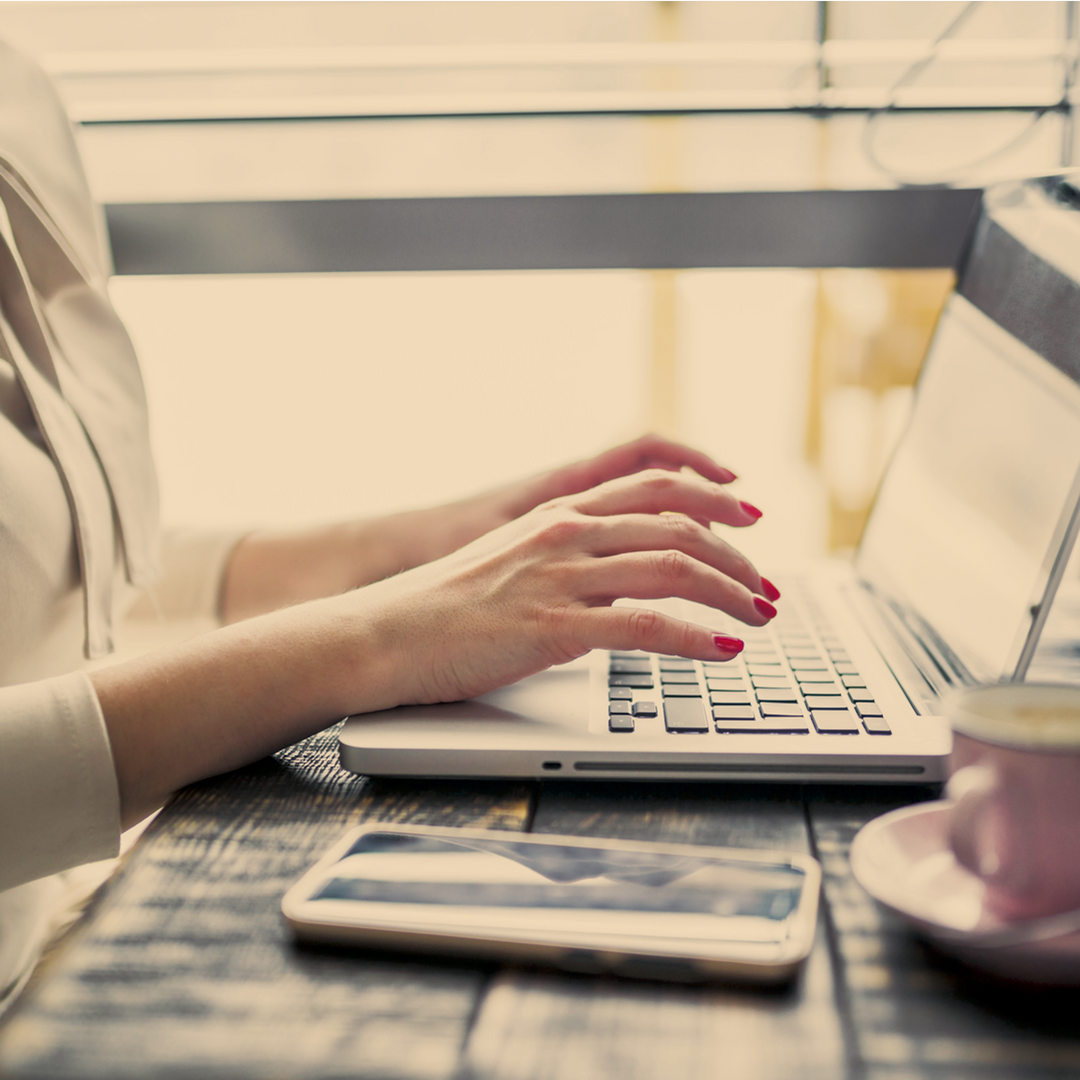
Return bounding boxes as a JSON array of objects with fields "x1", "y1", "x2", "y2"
[{"x1": 0, "y1": 42, "x2": 243, "y2": 1007}]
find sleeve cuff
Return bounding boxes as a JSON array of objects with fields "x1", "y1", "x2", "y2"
[{"x1": 0, "y1": 671, "x2": 121, "y2": 892}]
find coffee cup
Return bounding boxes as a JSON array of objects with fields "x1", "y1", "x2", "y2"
[{"x1": 946, "y1": 683, "x2": 1080, "y2": 923}]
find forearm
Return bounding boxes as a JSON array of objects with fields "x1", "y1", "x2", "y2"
[
  {"x1": 218, "y1": 436, "x2": 731, "y2": 625},
  {"x1": 220, "y1": 497, "x2": 505, "y2": 624},
  {"x1": 220, "y1": 514, "x2": 426, "y2": 623},
  {"x1": 91, "y1": 594, "x2": 395, "y2": 829}
]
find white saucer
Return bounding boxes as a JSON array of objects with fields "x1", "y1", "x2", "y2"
[{"x1": 850, "y1": 801, "x2": 1080, "y2": 985}]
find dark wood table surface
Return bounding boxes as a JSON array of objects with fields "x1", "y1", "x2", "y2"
[{"x1": 2, "y1": 723, "x2": 1079, "y2": 1080}]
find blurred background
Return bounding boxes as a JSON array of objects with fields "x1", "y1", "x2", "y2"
[{"x1": 1, "y1": 0, "x2": 1075, "y2": 569}]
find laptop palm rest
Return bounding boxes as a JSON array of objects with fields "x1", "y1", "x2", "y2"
[{"x1": 339, "y1": 660, "x2": 596, "y2": 775}]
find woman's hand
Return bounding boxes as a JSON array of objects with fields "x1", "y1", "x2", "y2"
[
  {"x1": 220, "y1": 434, "x2": 747, "y2": 622},
  {"x1": 94, "y1": 466, "x2": 775, "y2": 828},
  {"x1": 387, "y1": 432, "x2": 745, "y2": 568},
  {"x1": 342, "y1": 466, "x2": 776, "y2": 709}
]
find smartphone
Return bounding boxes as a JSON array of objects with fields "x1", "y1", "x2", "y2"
[{"x1": 282, "y1": 824, "x2": 820, "y2": 983}]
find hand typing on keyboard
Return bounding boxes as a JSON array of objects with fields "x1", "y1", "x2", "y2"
[
  {"x1": 332, "y1": 463, "x2": 779, "y2": 709},
  {"x1": 94, "y1": 436, "x2": 779, "y2": 829}
]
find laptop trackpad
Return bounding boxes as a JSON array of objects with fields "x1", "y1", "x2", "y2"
[{"x1": 341, "y1": 658, "x2": 590, "y2": 747}]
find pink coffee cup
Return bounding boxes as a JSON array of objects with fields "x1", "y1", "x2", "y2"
[{"x1": 946, "y1": 683, "x2": 1080, "y2": 923}]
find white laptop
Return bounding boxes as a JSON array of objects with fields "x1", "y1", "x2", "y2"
[{"x1": 340, "y1": 176, "x2": 1080, "y2": 785}]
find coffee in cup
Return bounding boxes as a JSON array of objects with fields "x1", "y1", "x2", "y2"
[{"x1": 947, "y1": 683, "x2": 1080, "y2": 923}]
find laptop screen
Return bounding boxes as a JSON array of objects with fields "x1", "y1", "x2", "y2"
[{"x1": 856, "y1": 294, "x2": 1080, "y2": 685}]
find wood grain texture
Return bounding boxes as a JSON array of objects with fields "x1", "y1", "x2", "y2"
[
  {"x1": 7, "y1": 745, "x2": 1078, "y2": 1080},
  {"x1": 807, "y1": 786, "x2": 1080, "y2": 1080},
  {"x1": 0, "y1": 725, "x2": 533, "y2": 1080},
  {"x1": 529, "y1": 780, "x2": 813, "y2": 851},
  {"x1": 458, "y1": 781, "x2": 849, "y2": 1080}
]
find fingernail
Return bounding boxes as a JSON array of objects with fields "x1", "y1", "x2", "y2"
[
  {"x1": 760, "y1": 577, "x2": 781, "y2": 602},
  {"x1": 753, "y1": 596, "x2": 777, "y2": 620},
  {"x1": 713, "y1": 634, "x2": 744, "y2": 655},
  {"x1": 717, "y1": 467, "x2": 738, "y2": 483},
  {"x1": 739, "y1": 501, "x2": 763, "y2": 520}
]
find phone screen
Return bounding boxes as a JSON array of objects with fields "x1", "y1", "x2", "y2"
[{"x1": 299, "y1": 829, "x2": 812, "y2": 960}]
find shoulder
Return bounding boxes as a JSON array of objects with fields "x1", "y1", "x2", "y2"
[{"x1": 0, "y1": 40, "x2": 111, "y2": 278}]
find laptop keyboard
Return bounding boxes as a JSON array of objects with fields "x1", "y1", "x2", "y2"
[{"x1": 607, "y1": 601, "x2": 891, "y2": 737}]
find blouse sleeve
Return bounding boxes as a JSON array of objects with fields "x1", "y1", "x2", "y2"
[
  {"x1": 0, "y1": 670, "x2": 120, "y2": 893},
  {"x1": 126, "y1": 528, "x2": 249, "y2": 623}
]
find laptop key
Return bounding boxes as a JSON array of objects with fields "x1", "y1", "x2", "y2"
[
  {"x1": 609, "y1": 714, "x2": 635, "y2": 733},
  {"x1": 848, "y1": 690, "x2": 877, "y2": 704},
  {"x1": 632, "y1": 701, "x2": 658, "y2": 718},
  {"x1": 665, "y1": 698, "x2": 710, "y2": 732},
  {"x1": 712, "y1": 704, "x2": 757, "y2": 721},
  {"x1": 609, "y1": 675, "x2": 654, "y2": 689},
  {"x1": 716, "y1": 718, "x2": 810, "y2": 734},
  {"x1": 757, "y1": 718, "x2": 811, "y2": 734},
  {"x1": 662, "y1": 685, "x2": 704, "y2": 698},
  {"x1": 811, "y1": 710, "x2": 861, "y2": 734},
  {"x1": 706, "y1": 677, "x2": 747, "y2": 690},
  {"x1": 609, "y1": 687, "x2": 633, "y2": 701},
  {"x1": 746, "y1": 662, "x2": 784, "y2": 674},
  {"x1": 608, "y1": 700, "x2": 632, "y2": 716},
  {"x1": 751, "y1": 676, "x2": 793, "y2": 689},
  {"x1": 609, "y1": 659, "x2": 652, "y2": 675},
  {"x1": 710, "y1": 692, "x2": 752, "y2": 706},
  {"x1": 862, "y1": 715, "x2": 892, "y2": 735},
  {"x1": 659, "y1": 656, "x2": 695, "y2": 669},
  {"x1": 759, "y1": 702, "x2": 808, "y2": 718},
  {"x1": 752, "y1": 690, "x2": 799, "y2": 703},
  {"x1": 661, "y1": 671, "x2": 700, "y2": 684},
  {"x1": 840, "y1": 674, "x2": 866, "y2": 688},
  {"x1": 797, "y1": 676, "x2": 839, "y2": 689},
  {"x1": 855, "y1": 702, "x2": 884, "y2": 718},
  {"x1": 803, "y1": 694, "x2": 845, "y2": 710}
]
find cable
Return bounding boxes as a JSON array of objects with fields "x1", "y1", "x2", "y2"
[{"x1": 860, "y1": 1, "x2": 1060, "y2": 188}]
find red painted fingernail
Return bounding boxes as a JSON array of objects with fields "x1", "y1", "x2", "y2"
[
  {"x1": 739, "y1": 501, "x2": 763, "y2": 520},
  {"x1": 713, "y1": 634, "x2": 744, "y2": 655},
  {"x1": 753, "y1": 596, "x2": 777, "y2": 620},
  {"x1": 760, "y1": 577, "x2": 781, "y2": 602}
]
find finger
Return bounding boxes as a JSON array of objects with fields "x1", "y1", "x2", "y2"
[
  {"x1": 572, "y1": 605, "x2": 747, "y2": 662},
  {"x1": 583, "y1": 512, "x2": 765, "y2": 596},
  {"x1": 577, "y1": 551, "x2": 776, "y2": 627},
  {"x1": 543, "y1": 434, "x2": 737, "y2": 499},
  {"x1": 571, "y1": 469, "x2": 762, "y2": 528},
  {"x1": 598, "y1": 433, "x2": 738, "y2": 486}
]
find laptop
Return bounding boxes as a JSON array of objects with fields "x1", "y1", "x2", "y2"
[{"x1": 340, "y1": 175, "x2": 1080, "y2": 785}]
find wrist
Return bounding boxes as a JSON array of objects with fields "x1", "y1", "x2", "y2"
[
  {"x1": 279, "y1": 591, "x2": 408, "y2": 719},
  {"x1": 94, "y1": 592, "x2": 407, "y2": 827}
]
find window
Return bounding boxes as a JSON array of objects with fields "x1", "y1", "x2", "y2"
[{"x1": 3, "y1": 2, "x2": 1071, "y2": 561}]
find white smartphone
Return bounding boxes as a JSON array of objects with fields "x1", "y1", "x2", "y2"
[{"x1": 282, "y1": 824, "x2": 821, "y2": 983}]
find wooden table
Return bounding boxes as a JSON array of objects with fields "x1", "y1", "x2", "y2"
[{"x1": 2, "y1": 724, "x2": 1079, "y2": 1080}]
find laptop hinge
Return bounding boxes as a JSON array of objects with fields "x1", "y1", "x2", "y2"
[{"x1": 847, "y1": 581, "x2": 974, "y2": 707}]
